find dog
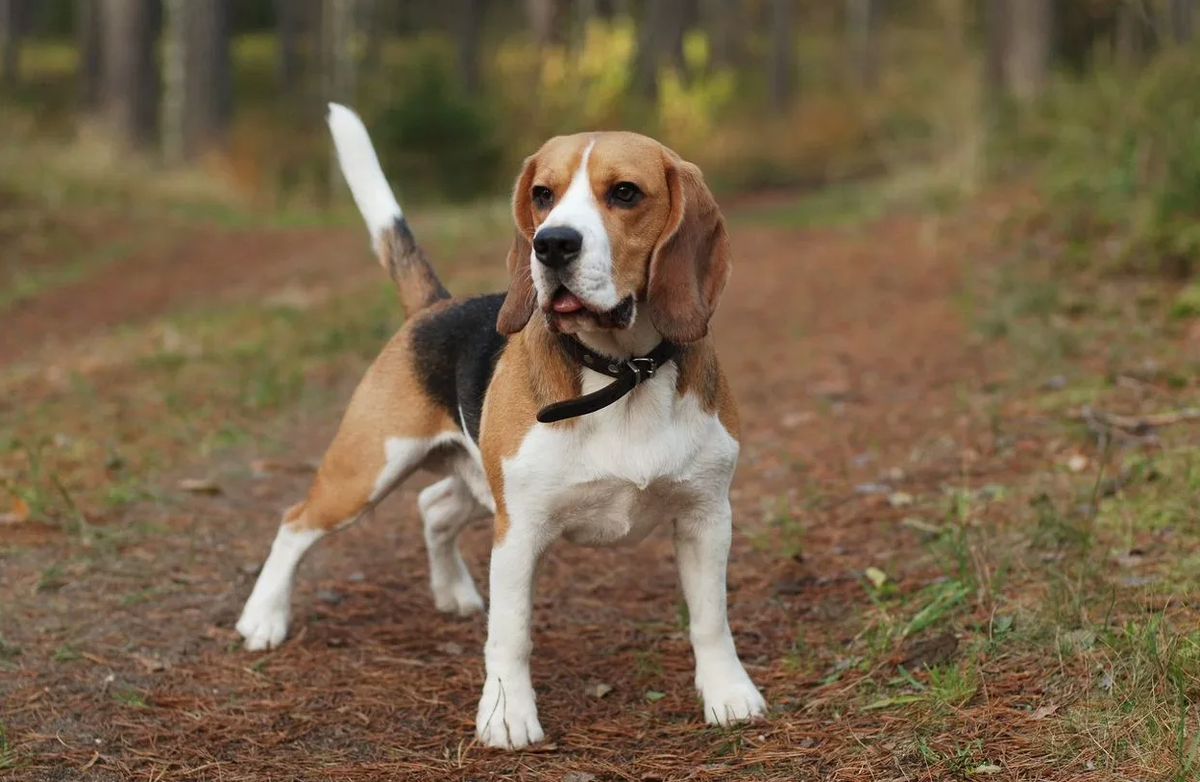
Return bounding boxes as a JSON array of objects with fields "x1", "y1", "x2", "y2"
[{"x1": 235, "y1": 104, "x2": 767, "y2": 749}]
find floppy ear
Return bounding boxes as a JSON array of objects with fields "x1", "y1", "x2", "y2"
[
  {"x1": 646, "y1": 152, "x2": 731, "y2": 344},
  {"x1": 496, "y1": 154, "x2": 539, "y2": 335}
]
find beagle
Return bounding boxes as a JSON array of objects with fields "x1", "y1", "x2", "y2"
[{"x1": 235, "y1": 104, "x2": 766, "y2": 749}]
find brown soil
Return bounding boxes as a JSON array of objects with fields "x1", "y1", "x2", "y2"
[{"x1": 0, "y1": 198, "x2": 1102, "y2": 781}]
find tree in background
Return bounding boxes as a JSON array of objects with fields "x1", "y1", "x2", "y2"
[
  {"x1": 97, "y1": 0, "x2": 159, "y2": 149},
  {"x1": 983, "y1": 0, "x2": 1053, "y2": 101},
  {"x1": 0, "y1": 0, "x2": 24, "y2": 89},
  {"x1": 769, "y1": 0, "x2": 795, "y2": 110},
  {"x1": 525, "y1": 0, "x2": 555, "y2": 48},
  {"x1": 846, "y1": 0, "x2": 880, "y2": 90},
  {"x1": 274, "y1": 0, "x2": 302, "y2": 95},
  {"x1": 76, "y1": 0, "x2": 103, "y2": 108},
  {"x1": 1007, "y1": 0, "x2": 1053, "y2": 99},
  {"x1": 162, "y1": 0, "x2": 231, "y2": 164},
  {"x1": 701, "y1": 0, "x2": 740, "y2": 70},
  {"x1": 633, "y1": 0, "x2": 687, "y2": 100},
  {"x1": 1168, "y1": 0, "x2": 1195, "y2": 42},
  {"x1": 457, "y1": 0, "x2": 484, "y2": 94}
]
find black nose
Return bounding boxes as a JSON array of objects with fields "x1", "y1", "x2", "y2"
[{"x1": 532, "y1": 226, "x2": 583, "y2": 268}]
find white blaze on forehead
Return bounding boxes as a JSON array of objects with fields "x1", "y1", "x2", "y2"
[{"x1": 533, "y1": 140, "x2": 620, "y2": 310}]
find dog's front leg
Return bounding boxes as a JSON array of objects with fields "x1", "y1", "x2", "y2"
[
  {"x1": 475, "y1": 521, "x2": 549, "y2": 749},
  {"x1": 675, "y1": 500, "x2": 767, "y2": 725}
]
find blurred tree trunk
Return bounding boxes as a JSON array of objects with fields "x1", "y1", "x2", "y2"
[
  {"x1": 575, "y1": 0, "x2": 596, "y2": 46},
  {"x1": 1115, "y1": 1, "x2": 1146, "y2": 69},
  {"x1": 633, "y1": 0, "x2": 686, "y2": 99},
  {"x1": 324, "y1": 0, "x2": 358, "y2": 196},
  {"x1": 846, "y1": 0, "x2": 880, "y2": 90},
  {"x1": 1168, "y1": 0, "x2": 1194, "y2": 42},
  {"x1": 456, "y1": 0, "x2": 483, "y2": 93},
  {"x1": 1006, "y1": 0, "x2": 1052, "y2": 100},
  {"x1": 99, "y1": 0, "x2": 158, "y2": 149},
  {"x1": 526, "y1": 0, "x2": 555, "y2": 47},
  {"x1": 701, "y1": 0, "x2": 739, "y2": 69},
  {"x1": 275, "y1": 0, "x2": 301, "y2": 93},
  {"x1": 768, "y1": 0, "x2": 794, "y2": 111},
  {"x1": 162, "y1": 0, "x2": 231, "y2": 164},
  {"x1": 357, "y1": 0, "x2": 385, "y2": 75},
  {"x1": 77, "y1": 0, "x2": 103, "y2": 108},
  {"x1": 0, "y1": 0, "x2": 23, "y2": 89},
  {"x1": 982, "y1": 0, "x2": 1007, "y2": 100},
  {"x1": 322, "y1": 0, "x2": 357, "y2": 103}
]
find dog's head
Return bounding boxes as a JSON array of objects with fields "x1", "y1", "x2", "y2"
[{"x1": 496, "y1": 132, "x2": 731, "y2": 344}]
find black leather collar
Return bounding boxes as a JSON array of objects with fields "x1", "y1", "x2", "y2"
[{"x1": 535, "y1": 335, "x2": 681, "y2": 423}]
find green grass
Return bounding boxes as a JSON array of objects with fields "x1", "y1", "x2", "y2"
[
  {"x1": 0, "y1": 721, "x2": 16, "y2": 771},
  {"x1": 112, "y1": 688, "x2": 148, "y2": 709}
]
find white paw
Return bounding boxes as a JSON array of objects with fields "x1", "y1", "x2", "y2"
[
  {"x1": 236, "y1": 600, "x2": 290, "y2": 651},
  {"x1": 433, "y1": 576, "x2": 485, "y2": 617},
  {"x1": 475, "y1": 676, "x2": 544, "y2": 749},
  {"x1": 697, "y1": 669, "x2": 767, "y2": 726}
]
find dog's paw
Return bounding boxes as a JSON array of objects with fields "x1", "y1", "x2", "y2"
[
  {"x1": 475, "y1": 676, "x2": 544, "y2": 749},
  {"x1": 236, "y1": 601, "x2": 290, "y2": 651},
  {"x1": 697, "y1": 668, "x2": 767, "y2": 726},
  {"x1": 432, "y1": 576, "x2": 485, "y2": 617}
]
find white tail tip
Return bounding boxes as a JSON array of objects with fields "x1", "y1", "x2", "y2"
[{"x1": 327, "y1": 102, "x2": 402, "y2": 242}]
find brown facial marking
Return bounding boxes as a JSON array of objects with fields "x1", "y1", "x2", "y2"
[
  {"x1": 498, "y1": 136, "x2": 592, "y2": 335},
  {"x1": 585, "y1": 134, "x2": 676, "y2": 304}
]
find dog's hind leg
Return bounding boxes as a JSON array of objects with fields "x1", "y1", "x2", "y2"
[
  {"x1": 419, "y1": 475, "x2": 489, "y2": 616},
  {"x1": 237, "y1": 336, "x2": 456, "y2": 651}
]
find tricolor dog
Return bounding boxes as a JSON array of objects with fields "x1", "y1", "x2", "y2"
[{"x1": 236, "y1": 104, "x2": 767, "y2": 748}]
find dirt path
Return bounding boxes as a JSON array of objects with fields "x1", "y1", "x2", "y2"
[{"x1": 1, "y1": 201, "x2": 1075, "y2": 781}]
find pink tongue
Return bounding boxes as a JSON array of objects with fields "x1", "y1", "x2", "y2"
[{"x1": 552, "y1": 291, "x2": 585, "y2": 313}]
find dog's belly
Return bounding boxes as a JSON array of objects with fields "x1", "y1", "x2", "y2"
[{"x1": 556, "y1": 479, "x2": 696, "y2": 547}]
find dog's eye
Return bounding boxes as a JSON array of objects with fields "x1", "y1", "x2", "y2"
[
  {"x1": 609, "y1": 182, "x2": 643, "y2": 207},
  {"x1": 531, "y1": 186, "x2": 554, "y2": 210}
]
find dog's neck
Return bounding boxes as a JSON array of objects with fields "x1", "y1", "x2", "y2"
[{"x1": 573, "y1": 310, "x2": 663, "y2": 359}]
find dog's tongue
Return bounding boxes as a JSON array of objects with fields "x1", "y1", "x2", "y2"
[{"x1": 552, "y1": 291, "x2": 585, "y2": 314}]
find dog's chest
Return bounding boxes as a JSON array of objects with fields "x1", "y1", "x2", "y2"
[{"x1": 501, "y1": 373, "x2": 737, "y2": 547}]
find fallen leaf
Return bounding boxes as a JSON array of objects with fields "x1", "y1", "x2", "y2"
[
  {"x1": 1060, "y1": 628, "x2": 1096, "y2": 653},
  {"x1": 645, "y1": 690, "x2": 666, "y2": 702},
  {"x1": 563, "y1": 773, "x2": 597, "y2": 782},
  {"x1": 133, "y1": 653, "x2": 168, "y2": 673},
  {"x1": 969, "y1": 764, "x2": 1002, "y2": 775},
  {"x1": 864, "y1": 567, "x2": 888, "y2": 589},
  {"x1": 782, "y1": 411, "x2": 816, "y2": 428},
  {"x1": 900, "y1": 516, "x2": 942, "y2": 535},
  {"x1": 437, "y1": 642, "x2": 463, "y2": 656},
  {"x1": 316, "y1": 589, "x2": 343, "y2": 605},
  {"x1": 249, "y1": 458, "x2": 316, "y2": 477},
  {"x1": 862, "y1": 695, "x2": 923, "y2": 711},
  {"x1": 887, "y1": 491, "x2": 915, "y2": 508},
  {"x1": 1030, "y1": 703, "x2": 1059, "y2": 720},
  {"x1": 586, "y1": 682, "x2": 612, "y2": 699},
  {"x1": 178, "y1": 478, "x2": 222, "y2": 495},
  {"x1": 0, "y1": 496, "x2": 31, "y2": 525}
]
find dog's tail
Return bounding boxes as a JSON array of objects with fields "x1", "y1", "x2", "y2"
[{"x1": 327, "y1": 103, "x2": 450, "y2": 315}]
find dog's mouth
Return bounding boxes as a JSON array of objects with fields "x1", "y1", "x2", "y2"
[
  {"x1": 550, "y1": 288, "x2": 587, "y2": 314},
  {"x1": 545, "y1": 287, "x2": 634, "y2": 331}
]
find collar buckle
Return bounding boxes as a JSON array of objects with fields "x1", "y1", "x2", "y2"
[{"x1": 627, "y1": 357, "x2": 657, "y2": 385}]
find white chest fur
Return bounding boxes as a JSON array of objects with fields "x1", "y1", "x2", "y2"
[{"x1": 500, "y1": 364, "x2": 738, "y2": 547}]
